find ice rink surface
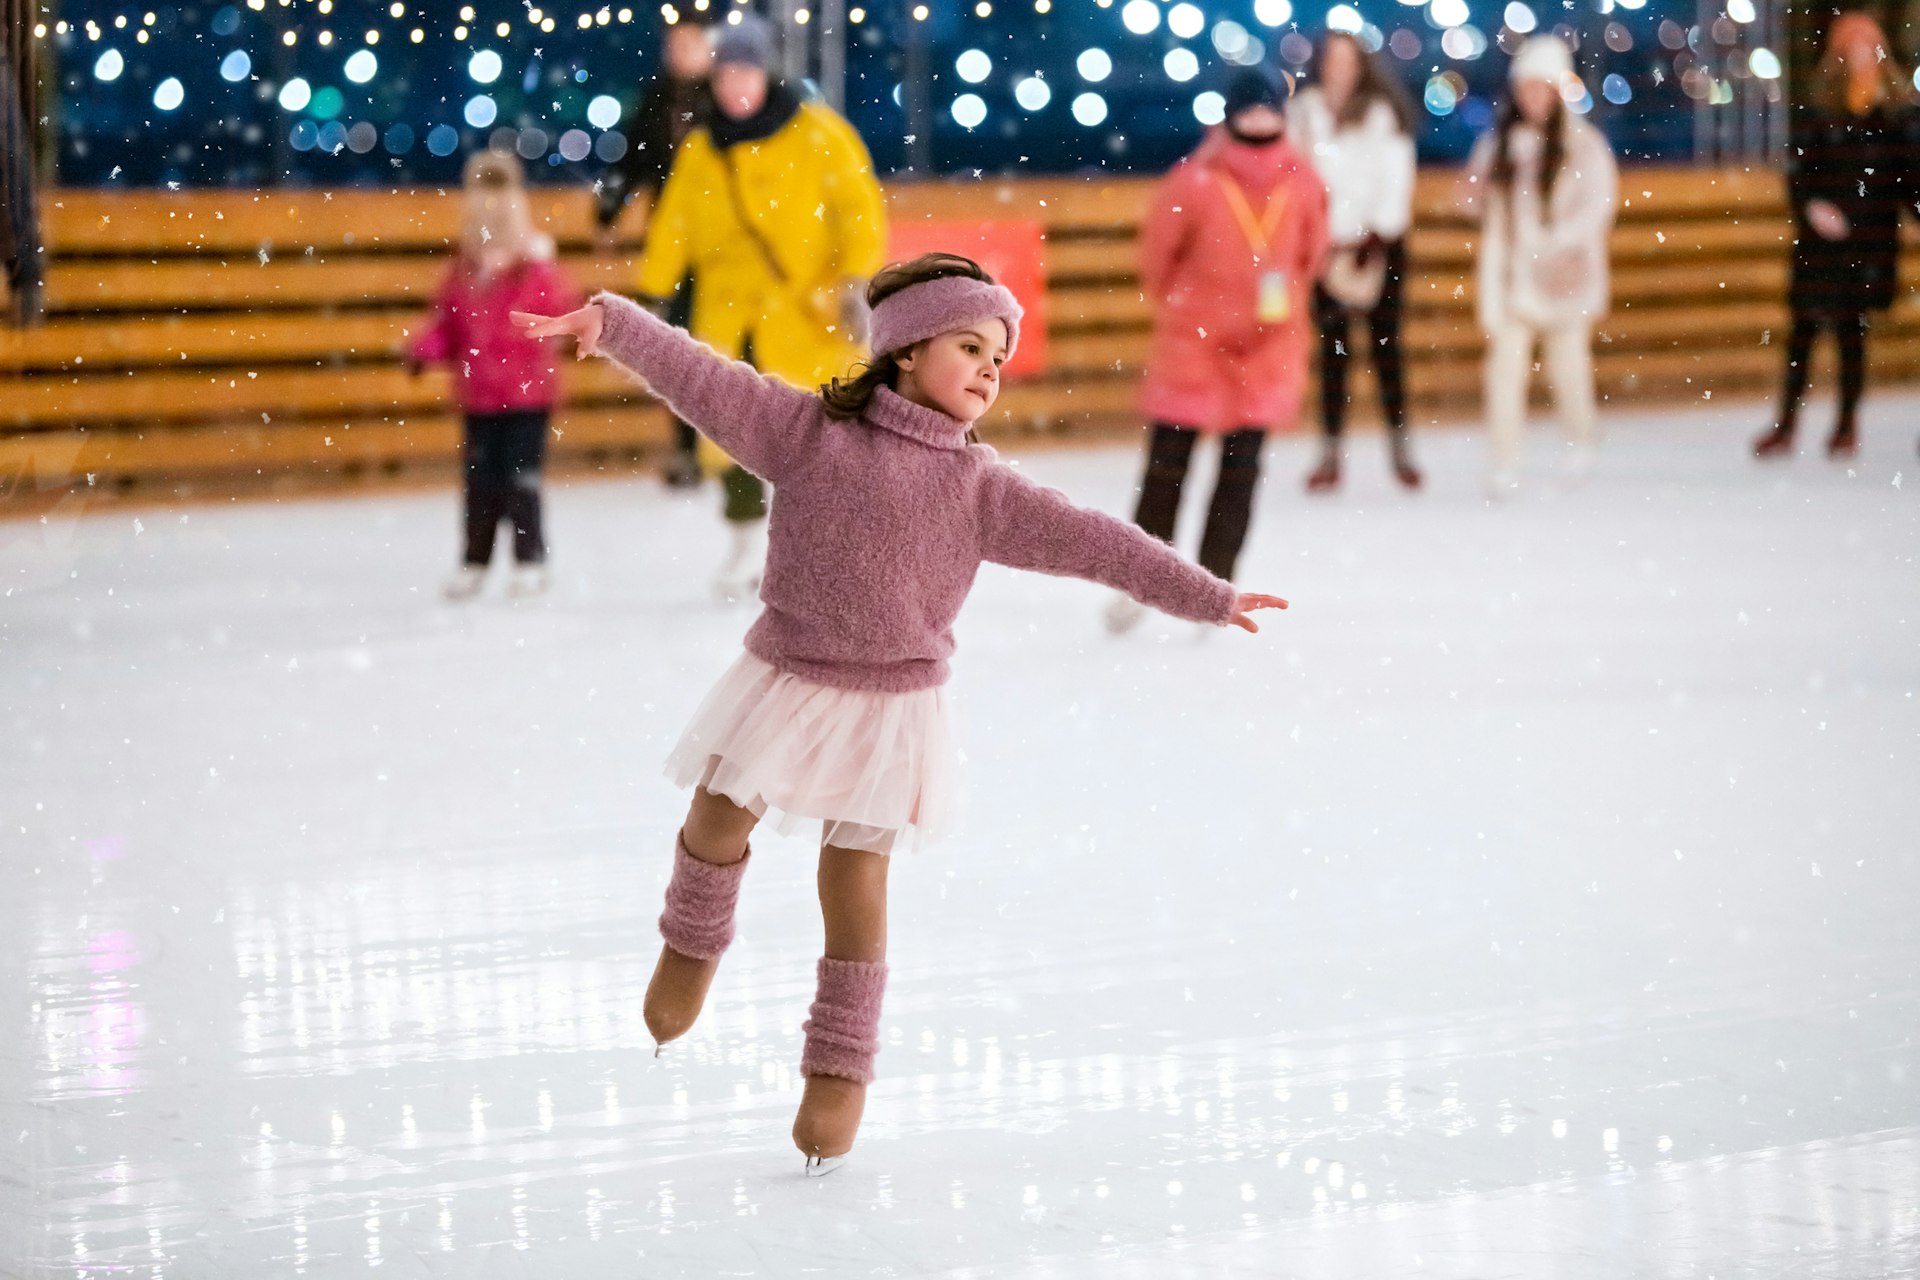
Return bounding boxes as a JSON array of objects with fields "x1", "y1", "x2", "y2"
[{"x1": 4, "y1": 398, "x2": 1918, "y2": 1278}]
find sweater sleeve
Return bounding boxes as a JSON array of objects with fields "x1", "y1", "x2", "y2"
[
  {"x1": 1546, "y1": 126, "x2": 1618, "y2": 253},
  {"x1": 591, "y1": 290, "x2": 818, "y2": 482},
  {"x1": 1137, "y1": 165, "x2": 1197, "y2": 301},
  {"x1": 1368, "y1": 107, "x2": 1418, "y2": 241},
  {"x1": 408, "y1": 265, "x2": 459, "y2": 365},
  {"x1": 976, "y1": 462, "x2": 1238, "y2": 626}
]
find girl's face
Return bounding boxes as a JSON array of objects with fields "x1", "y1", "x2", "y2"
[
  {"x1": 1229, "y1": 103, "x2": 1286, "y2": 138},
  {"x1": 1320, "y1": 38, "x2": 1362, "y2": 105},
  {"x1": 664, "y1": 23, "x2": 713, "y2": 80},
  {"x1": 896, "y1": 318, "x2": 1010, "y2": 422},
  {"x1": 1514, "y1": 77, "x2": 1561, "y2": 124},
  {"x1": 713, "y1": 63, "x2": 769, "y2": 120}
]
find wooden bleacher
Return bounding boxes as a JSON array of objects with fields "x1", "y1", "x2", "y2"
[{"x1": 4, "y1": 167, "x2": 1917, "y2": 505}]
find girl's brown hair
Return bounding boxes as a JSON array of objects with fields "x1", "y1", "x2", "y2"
[
  {"x1": 1488, "y1": 91, "x2": 1568, "y2": 220},
  {"x1": 820, "y1": 252, "x2": 997, "y2": 434},
  {"x1": 1309, "y1": 32, "x2": 1417, "y2": 134},
  {"x1": 1809, "y1": 12, "x2": 1914, "y2": 116}
]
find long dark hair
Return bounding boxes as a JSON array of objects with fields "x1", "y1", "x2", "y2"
[
  {"x1": 1489, "y1": 92, "x2": 1567, "y2": 218},
  {"x1": 820, "y1": 252, "x2": 997, "y2": 438},
  {"x1": 1309, "y1": 32, "x2": 1416, "y2": 134}
]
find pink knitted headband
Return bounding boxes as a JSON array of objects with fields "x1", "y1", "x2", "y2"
[{"x1": 867, "y1": 274, "x2": 1024, "y2": 362}]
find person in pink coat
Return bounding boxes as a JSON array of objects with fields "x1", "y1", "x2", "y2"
[
  {"x1": 409, "y1": 150, "x2": 582, "y2": 599},
  {"x1": 1110, "y1": 65, "x2": 1330, "y2": 634}
]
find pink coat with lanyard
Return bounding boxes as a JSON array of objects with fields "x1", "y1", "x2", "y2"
[
  {"x1": 411, "y1": 253, "x2": 582, "y2": 414},
  {"x1": 1137, "y1": 131, "x2": 1330, "y2": 434}
]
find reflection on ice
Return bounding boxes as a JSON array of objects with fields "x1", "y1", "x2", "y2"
[{"x1": 5, "y1": 407, "x2": 1918, "y2": 1276}]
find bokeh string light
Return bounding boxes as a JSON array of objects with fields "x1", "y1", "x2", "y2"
[{"x1": 45, "y1": 0, "x2": 1784, "y2": 186}]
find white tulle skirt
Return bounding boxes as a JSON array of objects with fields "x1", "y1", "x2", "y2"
[{"x1": 663, "y1": 652, "x2": 958, "y2": 854}]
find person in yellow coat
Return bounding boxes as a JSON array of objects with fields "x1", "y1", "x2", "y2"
[{"x1": 634, "y1": 14, "x2": 889, "y2": 599}]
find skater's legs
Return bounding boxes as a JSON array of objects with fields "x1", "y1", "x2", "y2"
[
  {"x1": 817, "y1": 843, "x2": 888, "y2": 963},
  {"x1": 1483, "y1": 319, "x2": 1534, "y2": 482},
  {"x1": 794, "y1": 843, "x2": 890, "y2": 1160},
  {"x1": 1541, "y1": 322, "x2": 1597, "y2": 448},
  {"x1": 496, "y1": 410, "x2": 549, "y2": 564},
  {"x1": 1367, "y1": 243, "x2": 1409, "y2": 435},
  {"x1": 644, "y1": 786, "x2": 758, "y2": 1044},
  {"x1": 461, "y1": 415, "x2": 509, "y2": 565},
  {"x1": 1198, "y1": 428, "x2": 1267, "y2": 582},
  {"x1": 1835, "y1": 311, "x2": 1867, "y2": 437},
  {"x1": 682, "y1": 784, "x2": 757, "y2": 866},
  {"x1": 1132, "y1": 423, "x2": 1199, "y2": 542},
  {"x1": 1775, "y1": 312, "x2": 1820, "y2": 432},
  {"x1": 1314, "y1": 286, "x2": 1352, "y2": 442}
]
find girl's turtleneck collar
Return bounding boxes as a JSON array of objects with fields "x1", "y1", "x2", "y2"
[{"x1": 865, "y1": 385, "x2": 973, "y2": 450}]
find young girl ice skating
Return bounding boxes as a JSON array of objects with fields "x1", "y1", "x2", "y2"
[
  {"x1": 411, "y1": 150, "x2": 581, "y2": 598},
  {"x1": 514, "y1": 254, "x2": 1287, "y2": 1174}
]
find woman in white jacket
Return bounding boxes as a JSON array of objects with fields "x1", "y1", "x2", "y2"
[
  {"x1": 1462, "y1": 35, "x2": 1618, "y2": 495},
  {"x1": 1289, "y1": 31, "x2": 1423, "y2": 492}
]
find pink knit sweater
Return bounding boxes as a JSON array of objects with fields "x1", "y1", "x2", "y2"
[{"x1": 593, "y1": 292, "x2": 1238, "y2": 693}]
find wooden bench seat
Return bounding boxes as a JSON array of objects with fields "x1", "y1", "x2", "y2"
[{"x1": 7, "y1": 166, "x2": 1919, "y2": 502}]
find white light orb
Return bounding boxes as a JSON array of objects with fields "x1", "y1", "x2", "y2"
[
  {"x1": 951, "y1": 93, "x2": 987, "y2": 128},
  {"x1": 94, "y1": 48, "x2": 125, "y2": 81},
  {"x1": 1014, "y1": 75, "x2": 1052, "y2": 110},
  {"x1": 1071, "y1": 90, "x2": 1108, "y2": 125},
  {"x1": 468, "y1": 49, "x2": 503, "y2": 84},
  {"x1": 1122, "y1": 0, "x2": 1160, "y2": 34},
  {"x1": 1164, "y1": 47, "x2": 1200, "y2": 81},
  {"x1": 278, "y1": 76, "x2": 312, "y2": 110},
  {"x1": 344, "y1": 49, "x2": 378, "y2": 83},
  {"x1": 956, "y1": 48, "x2": 992, "y2": 83},
  {"x1": 1077, "y1": 47, "x2": 1113, "y2": 81},
  {"x1": 1193, "y1": 90, "x2": 1225, "y2": 124},
  {"x1": 587, "y1": 94, "x2": 623, "y2": 128}
]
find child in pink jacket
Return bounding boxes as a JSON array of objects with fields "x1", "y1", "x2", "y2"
[
  {"x1": 514, "y1": 252, "x2": 1288, "y2": 1174},
  {"x1": 410, "y1": 151, "x2": 581, "y2": 599}
]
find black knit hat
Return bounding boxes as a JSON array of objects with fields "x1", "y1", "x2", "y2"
[{"x1": 1223, "y1": 65, "x2": 1290, "y2": 117}]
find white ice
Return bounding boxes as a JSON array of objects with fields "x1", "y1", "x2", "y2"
[{"x1": 4, "y1": 396, "x2": 1918, "y2": 1278}]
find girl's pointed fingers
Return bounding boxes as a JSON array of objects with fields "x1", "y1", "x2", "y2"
[{"x1": 1231, "y1": 613, "x2": 1260, "y2": 634}]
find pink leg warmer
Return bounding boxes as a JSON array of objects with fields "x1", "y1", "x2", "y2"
[
  {"x1": 657, "y1": 834, "x2": 749, "y2": 962},
  {"x1": 800, "y1": 956, "x2": 889, "y2": 1085}
]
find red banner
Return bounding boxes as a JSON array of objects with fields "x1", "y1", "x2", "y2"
[{"x1": 887, "y1": 219, "x2": 1049, "y2": 377}]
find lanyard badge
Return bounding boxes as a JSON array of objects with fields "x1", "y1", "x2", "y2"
[{"x1": 1214, "y1": 171, "x2": 1292, "y2": 325}]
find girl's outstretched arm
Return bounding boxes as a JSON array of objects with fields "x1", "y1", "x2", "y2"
[
  {"x1": 977, "y1": 463, "x2": 1287, "y2": 631},
  {"x1": 513, "y1": 292, "x2": 820, "y2": 483}
]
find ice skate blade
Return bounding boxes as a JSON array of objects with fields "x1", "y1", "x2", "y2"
[{"x1": 804, "y1": 1154, "x2": 848, "y2": 1178}]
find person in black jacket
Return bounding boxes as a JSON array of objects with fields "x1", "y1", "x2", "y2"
[
  {"x1": 1754, "y1": 12, "x2": 1920, "y2": 461},
  {"x1": 594, "y1": 14, "x2": 716, "y2": 487}
]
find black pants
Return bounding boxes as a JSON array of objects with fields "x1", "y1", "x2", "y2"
[
  {"x1": 1314, "y1": 239, "x2": 1408, "y2": 440},
  {"x1": 1130, "y1": 423, "x2": 1266, "y2": 583},
  {"x1": 462, "y1": 409, "x2": 548, "y2": 566},
  {"x1": 722, "y1": 336, "x2": 768, "y2": 523},
  {"x1": 1776, "y1": 309, "x2": 1868, "y2": 432}
]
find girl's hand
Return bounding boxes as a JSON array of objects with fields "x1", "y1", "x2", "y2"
[
  {"x1": 1806, "y1": 199, "x2": 1850, "y2": 241},
  {"x1": 1229, "y1": 592, "x2": 1289, "y2": 633},
  {"x1": 512, "y1": 303, "x2": 605, "y2": 359}
]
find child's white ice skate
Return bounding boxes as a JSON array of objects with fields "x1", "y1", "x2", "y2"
[
  {"x1": 804, "y1": 1154, "x2": 848, "y2": 1178},
  {"x1": 713, "y1": 519, "x2": 768, "y2": 603},
  {"x1": 507, "y1": 563, "x2": 550, "y2": 597},
  {"x1": 442, "y1": 564, "x2": 486, "y2": 600},
  {"x1": 1103, "y1": 593, "x2": 1147, "y2": 635}
]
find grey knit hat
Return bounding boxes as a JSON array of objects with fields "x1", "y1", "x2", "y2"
[{"x1": 713, "y1": 13, "x2": 776, "y2": 70}]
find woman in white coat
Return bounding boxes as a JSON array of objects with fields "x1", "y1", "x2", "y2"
[
  {"x1": 1462, "y1": 35, "x2": 1618, "y2": 495},
  {"x1": 1289, "y1": 31, "x2": 1423, "y2": 492}
]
